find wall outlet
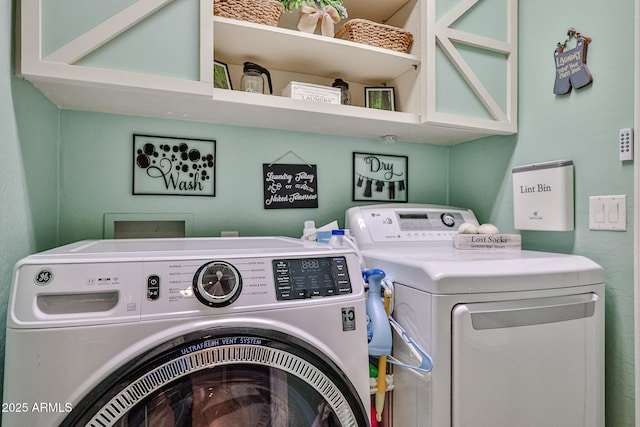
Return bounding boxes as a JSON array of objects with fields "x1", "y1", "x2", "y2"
[{"x1": 619, "y1": 128, "x2": 633, "y2": 161}]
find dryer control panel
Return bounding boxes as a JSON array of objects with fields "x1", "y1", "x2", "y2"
[{"x1": 346, "y1": 204, "x2": 479, "y2": 245}]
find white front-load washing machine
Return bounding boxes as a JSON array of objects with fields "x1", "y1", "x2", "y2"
[
  {"x1": 3, "y1": 237, "x2": 370, "y2": 427},
  {"x1": 346, "y1": 204, "x2": 605, "y2": 427}
]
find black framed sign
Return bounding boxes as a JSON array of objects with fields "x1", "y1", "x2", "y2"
[
  {"x1": 353, "y1": 152, "x2": 407, "y2": 202},
  {"x1": 263, "y1": 163, "x2": 318, "y2": 209},
  {"x1": 133, "y1": 134, "x2": 216, "y2": 196}
]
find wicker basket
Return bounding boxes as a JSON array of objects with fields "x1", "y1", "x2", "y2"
[
  {"x1": 335, "y1": 19, "x2": 414, "y2": 53},
  {"x1": 214, "y1": 0, "x2": 284, "y2": 27}
]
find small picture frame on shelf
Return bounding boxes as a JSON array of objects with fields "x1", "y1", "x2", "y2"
[
  {"x1": 365, "y1": 87, "x2": 395, "y2": 111},
  {"x1": 214, "y1": 60, "x2": 232, "y2": 90}
]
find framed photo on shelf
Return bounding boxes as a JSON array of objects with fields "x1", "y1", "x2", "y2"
[
  {"x1": 133, "y1": 134, "x2": 216, "y2": 197},
  {"x1": 214, "y1": 60, "x2": 232, "y2": 90},
  {"x1": 353, "y1": 152, "x2": 407, "y2": 202},
  {"x1": 365, "y1": 87, "x2": 395, "y2": 111}
]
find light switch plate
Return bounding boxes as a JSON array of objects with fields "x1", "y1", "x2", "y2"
[{"x1": 589, "y1": 195, "x2": 626, "y2": 231}]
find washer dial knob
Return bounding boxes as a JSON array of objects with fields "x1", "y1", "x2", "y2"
[
  {"x1": 441, "y1": 213, "x2": 456, "y2": 227},
  {"x1": 193, "y1": 261, "x2": 242, "y2": 307}
]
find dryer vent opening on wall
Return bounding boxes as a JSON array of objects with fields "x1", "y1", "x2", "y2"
[
  {"x1": 113, "y1": 220, "x2": 186, "y2": 239},
  {"x1": 104, "y1": 213, "x2": 194, "y2": 239}
]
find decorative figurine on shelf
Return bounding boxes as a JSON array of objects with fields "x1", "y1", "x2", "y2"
[{"x1": 278, "y1": 0, "x2": 347, "y2": 36}]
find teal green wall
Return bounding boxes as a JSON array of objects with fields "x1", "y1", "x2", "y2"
[
  {"x1": 1, "y1": 0, "x2": 636, "y2": 425},
  {"x1": 0, "y1": 0, "x2": 28, "y2": 404},
  {"x1": 57, "y1": 112, "x2": 449, "y2": 244},
  {"x1": 1, "y1": 0, "x2": 60, "y2": 404},
  {"x1": 450, "y1": 1, "x2": 635, "y2": 425}
]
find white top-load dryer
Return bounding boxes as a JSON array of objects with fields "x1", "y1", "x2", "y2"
[
  {"x1": 4, "y1": 237, "x2": 370, "y2": 427},
  {"x1": 346, "y1": 204, "x2": 604, "y2": 427}
]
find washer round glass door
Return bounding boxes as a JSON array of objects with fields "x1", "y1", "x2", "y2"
[{"x1": 62, "y1": 328, "x2": 367, "y2": 427}]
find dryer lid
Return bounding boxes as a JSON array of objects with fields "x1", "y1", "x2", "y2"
[{"x1": 360, "y1": 247, "x2": 604, "y2": 294}]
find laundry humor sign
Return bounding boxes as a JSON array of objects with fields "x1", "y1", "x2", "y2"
[
  {"x1": 133, "y1": 135, "x2": 216, "y2": 196},
  {"x1": 263, "y1": 164, "x2": 318, "y2": 209},
  {"x1": 553, "y1": 34, "x2": 593, "y2": 95}
]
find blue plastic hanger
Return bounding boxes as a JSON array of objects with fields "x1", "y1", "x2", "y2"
[{"x1": 387, "y1": 316, "x2": 433, "y2": 374}]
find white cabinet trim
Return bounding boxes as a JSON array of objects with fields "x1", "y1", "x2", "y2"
[
  {"x1": 16, "y1": 0, "x2": 517, "y2": 145},
  {"x1": 44, "y1": 0, "x2": 174, "y2": 65}
]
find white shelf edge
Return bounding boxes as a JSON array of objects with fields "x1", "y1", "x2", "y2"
[
  {"x1": 213, "y1": 16, "x2": 420, "y2": 84},
  {"x1": 20, "y1": 63, "x2": 499, "y2": 145},
  {"x1": 213, "y1": 87, "x2": 418, "y2": 121},
  {"x1": 214, "y1": 16, "x2": 418, "y2": 60}
]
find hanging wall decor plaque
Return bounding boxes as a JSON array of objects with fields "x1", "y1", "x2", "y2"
[
  {"x1": 553, "y1": 28, "x2": 593, "y2": 95},
  {"x1": 133, "y1": 135, "x2": 216, "y2": 196},
  {"x1": 353, "y1": 152, "x2": 407, "y2": 202},
  {"x1": 263, "y1": 163, "x2": 318, "y2": 209}
]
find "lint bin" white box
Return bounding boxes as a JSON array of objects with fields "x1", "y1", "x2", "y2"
[{"x1": 512, "y1": 160, "x2": 574, "y2": 231}]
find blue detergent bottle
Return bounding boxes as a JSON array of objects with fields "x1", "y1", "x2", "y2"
[{"x1": 363, "y1": 269, "x2": 392, "y2": 356}]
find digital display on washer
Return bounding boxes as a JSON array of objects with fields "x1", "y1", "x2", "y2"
[{"x1": 273, "y1": 257, "x2": 352, "y2": 300}]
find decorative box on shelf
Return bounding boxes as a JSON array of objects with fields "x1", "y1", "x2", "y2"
[
  {"x1": 282, "y1": 82, "x2": 342, "y2": 104},
  {"x1": 335, "y1": 18, "x2": 414, "y2": 53},
  {"x1": 453, "y1": 234, "x2": 522, "y2": 250}
]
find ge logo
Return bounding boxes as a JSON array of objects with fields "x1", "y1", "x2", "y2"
[{"x1": 34, "y1": 269, "x2": 54, "y2": 286}]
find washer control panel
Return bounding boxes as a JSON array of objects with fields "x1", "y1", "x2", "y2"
[
  {"x1": 10, "y1": 238, "x2": 364, "y2": 327},
  {"x1": 273, "y1": 257, "x2": 352, "y2": 300},
  {"x1": 347, "y1": 204, "x2": 479, "y2": 244}
]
